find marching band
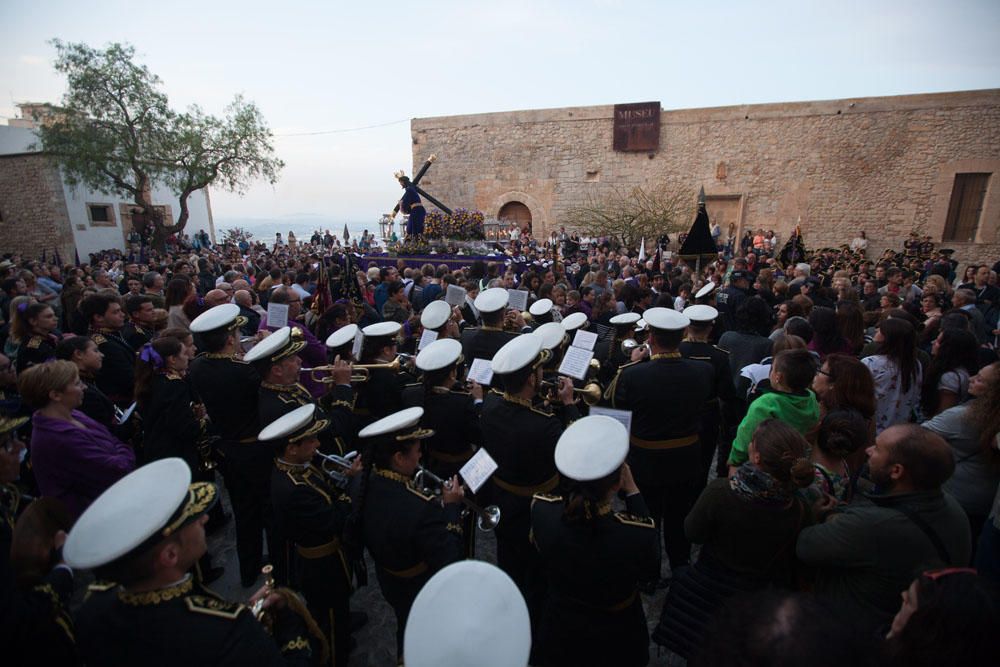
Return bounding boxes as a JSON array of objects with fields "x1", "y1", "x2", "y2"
[{"x1": 9, "y1": 288, "x2": 718, "y2": 667}]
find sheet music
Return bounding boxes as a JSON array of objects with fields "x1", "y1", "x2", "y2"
[
  {"x1": 267, "y1": 302, "x2": 288, "y2": 329},
  {"x1": 466, "y1": 357, "x2": 494, "y2": 386},
  {"x1": 572, "y1": 329, "x2": 598, "y2": 351},
  {"x1": 418, "y1": 329, "x2": 438, "y2": 351},
  {"x1": 445, "y1": 284, "x2": 467, "y2": 307},
  {"x1": 351, "y1": 330, "x2": 364, "y2": 360},
  {"x1": 588, "y1": 406, "x2": 633, "y2": 434},
  {"x1": 460, "y1": 448, "x2": 499, "y2": 493},
  {"x1": 558, "y1": 345, "x2": 594, "y2": 381},
  {"x1": 506, "y1": 289, "x2": 529, "y2": 312}
]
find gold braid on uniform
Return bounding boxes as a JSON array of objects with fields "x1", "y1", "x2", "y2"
[
  {"x1": 502, "y1": 393, "x2": 533, "y2": 409},
  {"x1": 273, "y1": 587, "x2": 330, "y2": 664},
  {"x1": 119, "y1": 577, "x2": 194, "y2": 605},
  {"x1": 281, "y1": 637, "x2": 310, "y2": 653}
]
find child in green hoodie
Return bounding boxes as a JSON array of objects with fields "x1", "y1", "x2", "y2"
[{"x1": 729, "y1": 348, "x2": 820, "y2": 469}]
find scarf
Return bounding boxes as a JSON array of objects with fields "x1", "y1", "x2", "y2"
[{"x1": 729, "y1": 463, "x2": 790, "y2": 507}]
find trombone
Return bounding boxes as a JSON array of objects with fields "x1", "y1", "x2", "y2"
[
  {"x1": 314, "y1": 450, "x2": 359, "y2": 488},
  {"x1": 413, "y1": 465, "x2": 501, "y2": 532},
  {"x1": 539, "y1": 378, "x2": 604, "y2": 406}
]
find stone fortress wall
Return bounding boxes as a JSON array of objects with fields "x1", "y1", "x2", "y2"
[{"x1": 411, "y1": 89, "x2": 1000, "y2": 264}]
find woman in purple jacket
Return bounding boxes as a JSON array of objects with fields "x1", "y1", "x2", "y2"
[{"x1": 19, "y1": 360, "x2": 135, "y2": 519}]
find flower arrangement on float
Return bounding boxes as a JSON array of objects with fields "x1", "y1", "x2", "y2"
[{"x1": 424, "y1": 208, "x2": 486, "y2": 240}]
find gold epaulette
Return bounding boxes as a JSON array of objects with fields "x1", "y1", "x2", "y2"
[
  {"x1": 184, "y1": 595, "x2": 245, "y2": 619},
  {"x1": 88, "y1": 581, "x2": 117, "y2": 593},
  {"x1": 406, "y1": 484, "x2": 436, "y2": 502},
  {"x1": 91, "y1": 333, "x2": 107, "y2": 345},
  {"x1": 614, "y1": 512, "x2": 655, "y2": 529},
  {"x1": 531, "y1": 492, "x2": 563, "y2": 505},
  {"x1": 531, "y1": 404, "x2": 556, "y2": 417},
  {"x1": 26, "y1": 336, "x2": 42, "y2": 349},
  {"x1": 84, "y1": 580, "x2": 117, "y2": 601}
]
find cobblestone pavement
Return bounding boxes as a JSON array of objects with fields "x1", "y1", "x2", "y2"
[{"x1": 205, "y1": 478, "x2": 689, "y2": 666}]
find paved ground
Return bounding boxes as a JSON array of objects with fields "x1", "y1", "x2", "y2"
[{"x1": 205, "y1": 476, "x2": 689, "y2": 666}]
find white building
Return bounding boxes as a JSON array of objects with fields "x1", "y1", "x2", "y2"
[{"x1": 0, "y1": 103, "x2": 215, "y2": 261}]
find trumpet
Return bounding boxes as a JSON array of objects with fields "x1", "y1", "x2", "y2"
[
  {"x1": 413, "y1": 465, "x2": 501, "y2": 532},
  {"x1": 621, "y1": 338, "x2": 650, "y2": 359},
  {"x1": 539, "y1": 379, "x2": 604, "y2": 406},
  {"x1": 303, "y1": 354, "x2": 413, "y2": 383},
  {"x1": 314, "y1": 450, "x2": 359, "y2": 488},
  {"x1": 249, "y1": 564, "x2": 276, "y2": 628}
]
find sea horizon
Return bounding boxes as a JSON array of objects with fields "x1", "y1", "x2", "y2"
[{"x1": 214, "y1": 216, "x2": 382, "y2": 242}]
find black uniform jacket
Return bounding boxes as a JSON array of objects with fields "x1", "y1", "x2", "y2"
[
  {"x1": 122, "y1": 322, "x2": 155, "y2": 352},
  {"x1": 90, "y1": 328, "x2": 136, "y2": 405},
  {"x1": 460, "y1": 326, "x2": 518, "y2": 367},
  {"x1": 76, "y1": 576, "x2": 313, "y2": 666},
  {"x1": 140, "y1": 372, "x2": 203, "y2": 470},
  {"x1": 679, "y1": 340, "x2": 737, "y2": 405},
  {"x1": 271, "y1": 460, "x2": 352, "y2": 598},
  {"x1": 16, "y1": 333, "x2": 58, "y2": 372},
  {"x1": 401, "y1": 385, "x2": 482, "y2": 474},
  {"x1": 259, "y1": 382, "x2": 354, "y2": 456},
  {"x1": 189, "y1": 354, "x2": 262, "y2": 443},
  {"x1": 607, "y1": 354, "x2": 713, "y2": 482},
  {"x1": 361, "y1": 468, "x2": 464, "y2": 605},
  {"x1": 530, "y1": 492, "x2": 660, "y2": 667},
  {"x1": 481, "y1": 391, "x2": 578, "y2": 498},
  {"x1": 1, "y1": 484, "x2": 77, "y2": 667}
]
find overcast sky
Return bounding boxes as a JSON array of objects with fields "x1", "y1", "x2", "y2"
[{"x1": 2, "y1": 0, "x2": 998, "y2": 228}]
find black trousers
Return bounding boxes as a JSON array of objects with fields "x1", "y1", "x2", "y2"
[
  {"x1": 299, "y1": 553, "x2": 352, "y2": 667},
  {"x1": 630, "y1": 445, "x2": 703, "y2": 572},
  {"x1": 698, "y1": 403, "x2": 721, "y2": 483},
  {"x1": 220, "y1": 441, "x2": 279, "y2": 584}
]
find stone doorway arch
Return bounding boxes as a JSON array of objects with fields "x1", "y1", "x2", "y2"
[
  {"x1": 494, "y1": 191, "x2": 548, "y2": 237},
  {"x1": 498, "y1": 201, "x2": 532, "y2": 234}
]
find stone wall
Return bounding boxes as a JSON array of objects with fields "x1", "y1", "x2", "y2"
[
  {"x1": 412, "y1": 90, "x2": 1000, "y2": 265},
  {"x1": 0, "y1": 153, "x2": 76, "y2": 261}
]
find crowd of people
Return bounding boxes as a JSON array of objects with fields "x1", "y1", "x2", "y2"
[{"x1": 1, "y1": 226, "x2": 999, "y2": 666}]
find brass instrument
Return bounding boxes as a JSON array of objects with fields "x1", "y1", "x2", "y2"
[
  {"x1": 303, "y1": 354, "x2": 413, "y2": 383},
  {"x1": 191, "y1": 402, "x2": 218, "y2": 472},
  {"x1": 539, "y1": 379, "x2": 604, "y2": 406},
  {"x1": 503, "y1": 309, "x2": 521, "y2": 332},
  {"x1": 621, "y1": 338, "x2": 650, "y2": 359},
  {"x1": 314, "y1": 450, "x2": 358, "y2": 488},
  {"x1": 249, "y1": 564, "x2": 276, "y2": 628},
  {"x1": 196, "y1": 434, "x2": 220, "y2": 472},
  {"x1": 413, "y1": 465, "x2": 501, "y2": 531}
]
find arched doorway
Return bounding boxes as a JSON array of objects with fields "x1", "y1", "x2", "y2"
[{"x1": 498, "y1": 201, "x2": 532, "y2": 234}]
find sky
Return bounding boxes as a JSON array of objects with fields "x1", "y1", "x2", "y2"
[{"x1": 2, "y1": 0, "x2": 999, "y2": 232}]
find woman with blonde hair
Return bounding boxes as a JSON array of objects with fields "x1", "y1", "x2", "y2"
[
  {"x1": 19, "y1": 360, "x2": 134, "y2": 519},
  {"x1": 12, "y1": 302, "x2": 59, "y2": 373}
]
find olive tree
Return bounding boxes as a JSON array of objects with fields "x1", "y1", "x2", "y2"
[{"x1": 35, "y1": 40, "x2": 283, "y2": 249}]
